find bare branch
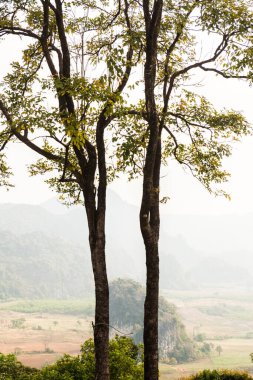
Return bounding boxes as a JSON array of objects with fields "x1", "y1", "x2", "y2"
[
  {"x1": 0, "y1": 25, "x2": 40, "y2": 39},
  {"x1": 199, "y1": 65, "x2": 248, "y2": 79}
]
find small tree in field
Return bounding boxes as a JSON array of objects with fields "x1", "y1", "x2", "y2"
[{"x1": 216, "y1": 345, "x2": 223, "y2": 356}]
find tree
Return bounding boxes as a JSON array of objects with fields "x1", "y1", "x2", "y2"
[
  {"x1": 216, "y1": 345, "x2": 223, "y2": 356},
  {"x1": 0, "y1": 1, "x2": 139, "y2": 379},
  {"x1": 113, "y1": 1, "x2": 252, "y2": 378}
]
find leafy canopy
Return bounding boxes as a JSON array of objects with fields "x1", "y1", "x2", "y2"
[{"x1": 0, "y1": 0, "x2": 252, "y2": 200}]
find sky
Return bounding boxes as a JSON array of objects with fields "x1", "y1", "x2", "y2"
[{"x1": 1, "y1": 33, "x2": 253, "y2": 215}]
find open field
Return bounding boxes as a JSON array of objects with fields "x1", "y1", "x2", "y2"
[
  {"x1": 0, "y1": 300, "x2": 94, "y2": 368},
  {"x1": 160, "y1": 287, "x2": 253, "y2": 379},
  {"x1": 1, "y1": 290, "x2": 253, "y2": 378}
]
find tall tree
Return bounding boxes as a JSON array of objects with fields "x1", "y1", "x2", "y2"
[
  {"x1": 0, "y1": 1, "x2": 140, "y2": 379},
  {"x1": 141, "y1": 1, "x2": 252, "y2": 378},
  {"x1": 114, "y1": 1, "x2": 252, "y2": 378}
]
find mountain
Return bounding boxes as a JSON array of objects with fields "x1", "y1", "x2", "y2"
[
  {"x1": 0, "y1": 230, "x2": 93, "y2": 299},
  {"x1": 161, "y1": 212, "x2": 253, "y2": 273},
  {"x1": 0, "y1": 190, "x2": 252, "y2": 299},
  {"x1": 187, "y1": 257, "x2": 252, "y2": 286}
]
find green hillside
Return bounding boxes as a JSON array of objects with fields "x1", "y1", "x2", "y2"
[
  {"x1": 110, "y1": 279, "x2": 199, "y2": 362},
  {"x1": 0, "y1": 230, "x2": 93, "y2": 299}
]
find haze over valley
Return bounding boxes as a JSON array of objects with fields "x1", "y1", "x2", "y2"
[
  {"x1": 1, "y1": 191, "x2": 253, "y2": 379},
  {"x1": 0, "y1": 190, "x2": 252, "y2": 300}
]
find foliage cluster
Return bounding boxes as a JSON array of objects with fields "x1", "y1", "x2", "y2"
[
  {"x1": 0, "y1": 336, "x2": 143, "y2": 380},
  {"x1": 181, "y1": 369, "x2": 253, "y2": 380},
  {"x1": 0, "y1": 0, "x2": 252, "y2": 201},
  {"x1": 0, "y1": 353, "x2": 39, "y2": 380}
]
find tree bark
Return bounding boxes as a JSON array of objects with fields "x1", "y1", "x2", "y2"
[
  {"x1": 91, "y1": 236, "x2": 109, "y2": 380},
  {"x1": 140, "y1": 138, "x2": 161, "y2": 380},
  {"x1": 81, "y1": 112, "x2": 109, "y2": 380},
  {"x1": 143, "y1": 240, "x2": 159, "y2": 378},
  {"x1": 84, "y1": 188, "x2": 109, "y2": 380},
  {"x1": 141, "y1": 1, "x2": 163, "y2": 378}
]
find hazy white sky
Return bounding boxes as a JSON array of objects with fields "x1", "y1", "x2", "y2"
[{"x1": 1, "y1": 35, "x2": 253, "y2": 215}]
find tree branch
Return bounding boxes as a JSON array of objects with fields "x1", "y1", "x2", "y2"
[
  {"x1": 163, "y1": 32, "x2": 234, "y2": 115},
  {"x1": 114, "y1": 0, "x2": 133, "y2": 94},
  {"x1": 199, "y1": 65, "x2": 248, "y2": 79},
  {"x1": 0, "y1": 26, "x2": 40, "y2": 40}
]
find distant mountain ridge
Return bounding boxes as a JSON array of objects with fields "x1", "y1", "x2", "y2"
[
  {"x1": 0, "y1": 191, "x2": 252, "y2": 299},
  {"x1": 0, "y1": 230, "x2": 93, "y2": 299}
]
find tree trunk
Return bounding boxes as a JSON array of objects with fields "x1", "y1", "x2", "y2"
[
  {"x1": 91, "y1": 237, "x2": 109, "y2": 380},
  {"x1": 84, "y1": 182, "x2": 109, "y2": 380},
  {"x1": 143, "y1": 239, "x2": 159, "y2": 380},
  {"x1": 141, "y1": 139, "x2": 161, "y2": 380},
  {"x1": 141, "y1": 1, "x2": 163, "y2": 377}
]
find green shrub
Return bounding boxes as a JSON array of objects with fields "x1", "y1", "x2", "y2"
[
  {"x1": 0, "y1": 353, "x2": 39, "y2": 380},
  {"x1": 39, "y1": 355, "x2": 86, "y2": 380},
  {"x1": 10, "y1": 318, "x2": 26, "y2": 329},
  {"x1": 194, "y1": 333, "x2": 206, "y2": 342},
  {"x1": 0, "y1": 337, "x2": 143, "y2": 380},
  {"x1": 39, "y1": 336, "x2": 143, "y2": 380},
  {"x1": 80, "y1": 336, "x2": 143, "y2": 380},
  {"x1": 181, "y1": 369, "x2": 253, "y2": 380}
]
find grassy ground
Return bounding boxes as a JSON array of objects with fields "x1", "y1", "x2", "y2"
[
  {"x1": 0, "y1": 299, "x2": 93, "y2": 368},
  {"x1": 0, "y1": 299, "x2": 94, "y2": 315},
  {"x1": 160, "y1": 287, "x2": 253, "y2": 379},
  {"x1": 2, "y1": 290, "x2": 253, "y2": 378}
]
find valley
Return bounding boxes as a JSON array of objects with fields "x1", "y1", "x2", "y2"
[{"x1": 1, "y1": 288, "x2": 253, "y2": 379}]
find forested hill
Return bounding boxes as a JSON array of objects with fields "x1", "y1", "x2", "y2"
[
  {"x1": 0, "y1": 191, "x2": 251, "y2": 299},
  {"x1": 0, "y1": 230, "x2": 93, "y2": 299},
  {"x1": 109, "y1": 279, "x2": 198, "y2": 362}
]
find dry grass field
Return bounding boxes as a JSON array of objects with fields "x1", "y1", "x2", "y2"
[
  {"x1": 1, "y1": 289, "x2": 253, "y2": 379},
  {"x1": 160, "y1": 287, "x2": 253, "y2": 379},
  {"x1": 0, "y1": 301, "x2": 93, "y2": 368}
]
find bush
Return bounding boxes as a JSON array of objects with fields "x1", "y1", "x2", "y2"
[
  {"x1": 0, "y1": 337, "x2": 143, "y2": 380},
  {"x1": 200, "y1": 343, "x2": 212, "y2": 355},
  {"x1": 194, "y1": 334, "x2": 206, "y2": 342},
  {"x1": 181, "y1": 369, "x2": 253, "y2": 380},
  {"x1": 80, "y1": 336, "x2": 143, "y2": 380},
  {"x1": 0, "y1": 353, "x2": 39, "y2": 380},
  {"x1": 39, "y1": 355, "x2": 86, "y2": 380},
  {"x1": 172, "y1": 341, "x2": 199, "y2": 363},
  {"x1": 7, "y1": 336, "x2": 142, "y2": 380}
]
